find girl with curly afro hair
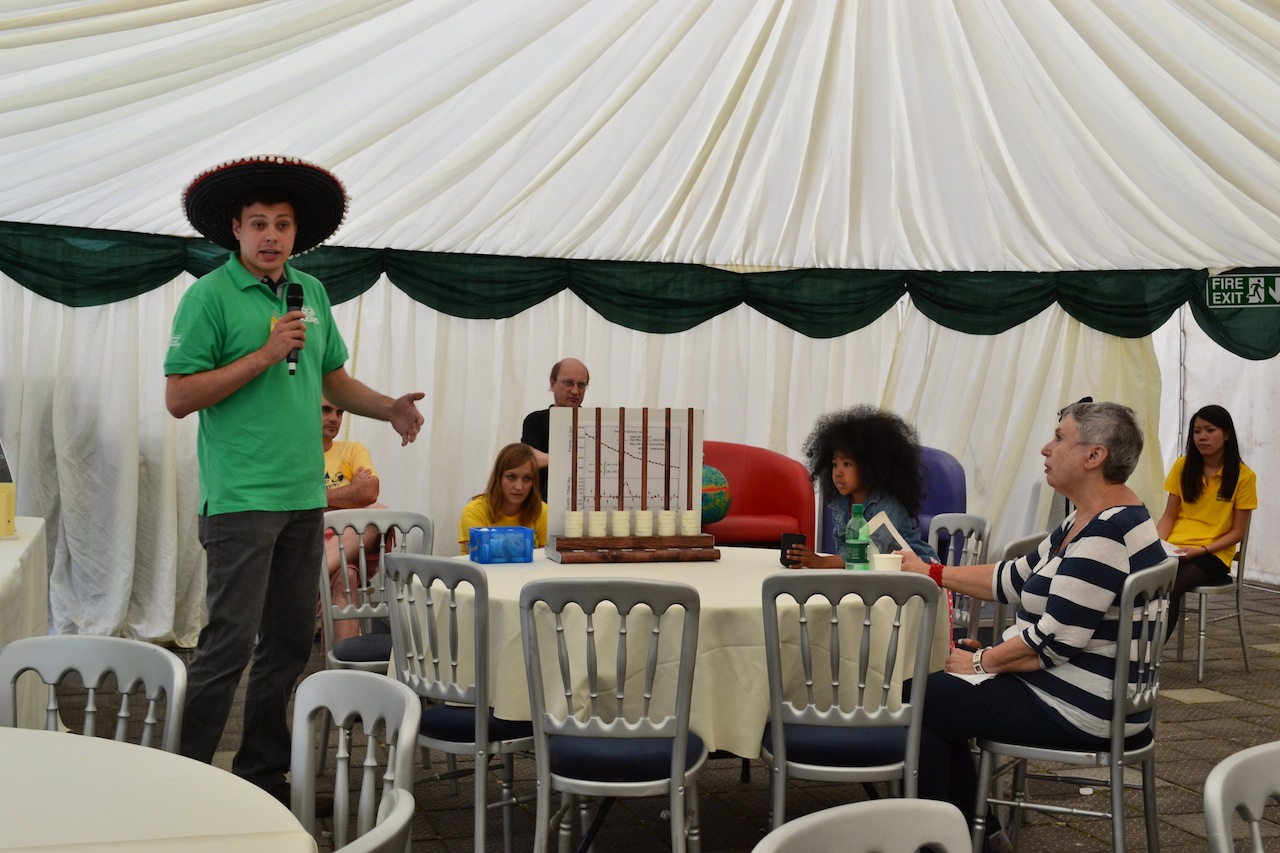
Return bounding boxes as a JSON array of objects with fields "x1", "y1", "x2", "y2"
[{"x1": 786, "y1": 405, "x2": 938, "y2": 568}]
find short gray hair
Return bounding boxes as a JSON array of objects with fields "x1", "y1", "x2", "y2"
[{"x1": 1059, "y1": 401, "x2": 1144, "y2": 483}]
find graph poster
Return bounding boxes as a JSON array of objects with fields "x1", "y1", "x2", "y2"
[{"x1": 547, "y1": 407, "x2": 704, "y2": 535}]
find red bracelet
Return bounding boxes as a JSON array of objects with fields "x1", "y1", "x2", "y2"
[{"x1": 928, "y1": 561, "x2": 945, "y2": 588}]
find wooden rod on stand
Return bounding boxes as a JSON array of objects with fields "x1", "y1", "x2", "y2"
[
  {"x1": 617, "y1": 407, "x2": 625, "y2": 509},
  {"x1": 594, "y1": 407, "x2": 602, "y2": 513},
  {"x1": 663, "y1": 407, "x2": 671, "y2": 510},
  {"x1": 571, "y1": 407, "x2": 579, "y2": 511},
  {"x1": 641, "y1": 408, "x2": 649, "y2": 511}
]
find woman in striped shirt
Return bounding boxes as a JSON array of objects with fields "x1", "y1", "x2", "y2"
[{"x1": 900, "y1": 401, "x2": 1165, "y2": 853}]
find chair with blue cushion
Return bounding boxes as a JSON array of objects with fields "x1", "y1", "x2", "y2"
[
  {"x1": 318, "y1": 509, "x2": 433, "y2": 772},
  {"x1": 383, "y1": 553, "x2": 533, "y2": 853},
  {"x1": 760, "y1": 570, "x2": 941, "y2": 828},
  {"x1": 520, "y1": 577, "x2": 707, "y2": 853}
]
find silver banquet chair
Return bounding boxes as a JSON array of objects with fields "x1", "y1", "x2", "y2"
[
  {"x1": 1177, "y1": 519, "x2": 1252, "y2": 682},
  {"x1": 751, "y1": 799, "x2": 972, "y2": 853},
  {"x1": 0, "y1": 634, "x2": 186, "y2": 752},
  {"x1": 320, "y1": 509, "x2": 435, "y2": 673},
  {"x1": 971, "y1": 556, "x2": 1178, "y2": 853},
  {"x1": 339, "y1": 787, "x2": 416, "y2": 853},
  {"x1": 927, "y1": 513, "x2": 991, "y2": 643},
  {"x1": 989, "y1": 531, "x2": 1049, "y2": 637},
  {"x1": 319, "y1": 509, "x2": 433, "y2": 769},
  {"x1": 1203, "y1": 739, "x2": 1280, "y2": 853},
  {"x1": 760, "y1": 571, "x2": 941, "y2": 828},
  {"x1": 520, "y1": 577, "x2": 707, "y2": 853},
  {"x1": 383, "y1": 552, "x2": 534, "y2": 853},
  {"x1": 290, "y1": 668, "x2": 420, "y2": 849}
]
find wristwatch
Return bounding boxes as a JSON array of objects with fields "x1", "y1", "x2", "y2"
[{"x1": 973, "y1": 647, "x2": 989, "y2": 674}]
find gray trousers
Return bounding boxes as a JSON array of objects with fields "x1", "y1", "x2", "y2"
[{"x1": 179, "y1": 509, "x2": 324, "y2": 790}]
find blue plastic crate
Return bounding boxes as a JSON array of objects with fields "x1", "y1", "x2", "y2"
[{"x1": 468, "y1": 526, "x2": 534, "y2": 563}]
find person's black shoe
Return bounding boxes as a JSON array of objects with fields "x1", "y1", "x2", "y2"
[{"x1": 270, "y1": 782, "x2": 334, "y2": 817}]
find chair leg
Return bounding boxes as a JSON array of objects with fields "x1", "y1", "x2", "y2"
[
  {"x1": 1175, "y1": 602, "x2": 1186, "y2": 662},
  {"x1": 1237, "y1": 585, "x2": 1252, "y2": 672},
  {"x1": 971, "y1": 749, "x2": 995, "y2": 853},
  {"x1": 473, "y1": 751, "x2": 487, "y2": 853},
  {"x1": 1142, "y1": 758, "x2": 1161, "y2": 853},
  {"x1": 1110, "y1": 758, "x2": 1127, "y2": 852},
  {"x1": 685, "y1": 782, "x2": 702, "y2": 853},
  {"x1": 1197, "y1": 592, "x2": 1208, "y2": 683},
  {"x1": 501, "y1": 753, "x2": 516, "y2": 853},
  {"x1": 769, "y1": 760, "x2": 786, "y2": 830},
  {"x1": 1007, "y1": 760, "x2": 1027, "y2": 847}
]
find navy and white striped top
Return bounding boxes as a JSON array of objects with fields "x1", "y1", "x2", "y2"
[{"x1": 994, "y1": 505, "x2": 1165, "y2": 739}]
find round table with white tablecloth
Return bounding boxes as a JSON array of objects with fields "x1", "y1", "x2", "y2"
[
  {"x1": 0, "y1": 728, "x2": 318, "y2": 852},
  {"x1": 439, "y1": 546, "x2": 951, "y2": 759}
]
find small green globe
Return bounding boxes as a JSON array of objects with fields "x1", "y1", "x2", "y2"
[{"x1": 701, "y1": 465, "x2": 731, "y2": 524}]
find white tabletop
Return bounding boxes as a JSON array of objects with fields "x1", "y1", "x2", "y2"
[
  {"x1": 0, "y1": 517, "x2": 49, "y2": 728},
  {"x1": 460, "y1": 546, "x2": 950, "y2": 759},
  {"x1": 0, "y1": 728, "x2": 318, "y2": 852}
]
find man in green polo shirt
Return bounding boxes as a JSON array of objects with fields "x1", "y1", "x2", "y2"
[{"x1": 164, "y1": 156, "x2": 424, "y2": 805}]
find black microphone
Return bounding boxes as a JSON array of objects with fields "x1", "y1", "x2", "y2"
[{"x1": 285, "y1": 283, "x2": 303, "y2": 376}]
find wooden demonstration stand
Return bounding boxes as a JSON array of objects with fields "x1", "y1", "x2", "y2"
[
  {"x1": 546, "y1": 406, "x2": 719, "y2": 564},
  {"x1": 547, "y1": 533, "x2": 720, "y2": 564}
]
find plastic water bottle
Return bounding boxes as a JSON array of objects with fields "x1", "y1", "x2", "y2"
[{"x1": 844, "y1": 503, "x2": 870, "y2": 570}]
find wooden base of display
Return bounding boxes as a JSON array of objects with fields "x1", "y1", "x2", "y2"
[{"x1": 546, "y1": 534, "x2": 720, "y2": 563}]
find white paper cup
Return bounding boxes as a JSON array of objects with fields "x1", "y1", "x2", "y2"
[
  {"x1": 872, "y1": 553, "x2": 903, "y2": 572},
  {"x1": 563, "y1": 511, "x2": 584, "y2": 538},
  {"x1": 588, "y1": 511, "x2": 608, "y2": 537}
]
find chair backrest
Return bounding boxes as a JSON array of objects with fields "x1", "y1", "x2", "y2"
[
  {"x1": 0, "y1": 635, "x2": 186, "y2": 752},
  {"x1": 320, "y1": 509, "x2": 434, "y2": 639},
  {"x1": 520, "y1": 577, "x2": 700, "y2": 746},
  {"x1": 340, "y1": 787, "x2": 416, "y2": 853},
  {"x1": 761, "y1": 571, "x2": 940, "y2": 796},
  {"x1": 918, "y1": 446, "x2": 966, "y2": 540},
  {"x1": 1108, "y1": 557, "x2": 1178, "y2": 750},
  {"x1": 927, "y1": 512, "x2": 990, "y2": 567},
  {"x1": 383, "y1": 552, "x2": 488, "y2": 715},
  {"x1": 1204, "y1": 739, "x2": 1280, "y2": 853},
  {"x1": 290, "y1": 669, "x2": 421, "y2": 846},
  {"x1": 999, "y1": 531, "x2": 1047, "y2": 563},
  {"x1": 751, "y1": 798, "x2": 971, "y2": 852},
  {"x1": 1233, "y1": 517, "x2": 1251, "y2": 582}
]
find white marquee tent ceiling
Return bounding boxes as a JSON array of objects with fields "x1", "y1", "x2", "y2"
[{"x1": 2, "y1": 0, "x2": 1278, "y2": 271}]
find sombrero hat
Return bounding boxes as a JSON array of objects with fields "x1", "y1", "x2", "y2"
[{"x1": 184, "y1": 155, "x2": 348, "y2": 255}]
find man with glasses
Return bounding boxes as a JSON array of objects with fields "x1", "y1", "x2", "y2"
[{"x1": 520, "y1": 358, "x2": 590, "y2": 498}]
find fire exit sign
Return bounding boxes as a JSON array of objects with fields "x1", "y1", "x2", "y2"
[{"x1": 1206, "y1": 274, "x2": 1280, "y2": 308}]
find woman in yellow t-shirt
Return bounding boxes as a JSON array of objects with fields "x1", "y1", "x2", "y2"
[
  {"x1": 458, "y1": 443, "x2": 549, "y2": 554},
  {"x1": 1156, "y1": 405, "x2": 1257, "y2": 638}
]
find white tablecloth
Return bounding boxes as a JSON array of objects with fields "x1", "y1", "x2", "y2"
[
  {"x1": 0, "y1": 517, "x2": 48, "y2": 728},
  {"x1": 444, "y1": 546, "x2": 950, "y2": 759},
  {"x1": 0, "y1": 728, "x2": 318, "y2": 852}
]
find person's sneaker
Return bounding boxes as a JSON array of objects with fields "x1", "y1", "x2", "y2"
[
  {"x1": 271, "y1": 782, "x2": 334, "y2": 817},
  {"x1": 987, "y1": 830, "x2": 1015, "y2": 853}
]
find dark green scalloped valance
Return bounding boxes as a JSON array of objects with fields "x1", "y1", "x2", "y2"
[{"x1": 2, "y1": 220, "x2": 1276, "y2": 358}]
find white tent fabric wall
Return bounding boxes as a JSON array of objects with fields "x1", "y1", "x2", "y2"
[{"x1": 1, "y1": 269, "x2": 1215, "y2": 643}]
